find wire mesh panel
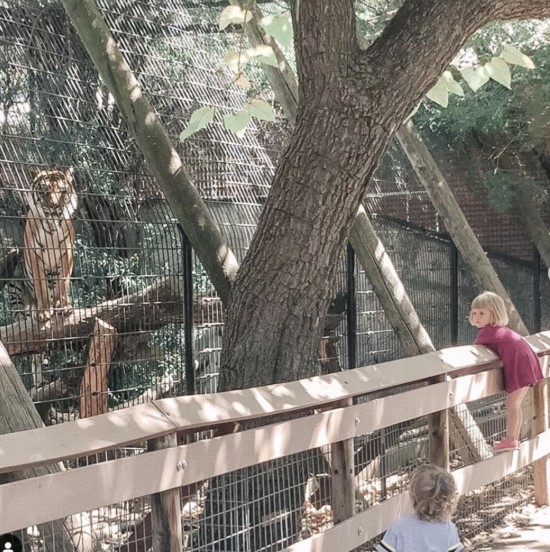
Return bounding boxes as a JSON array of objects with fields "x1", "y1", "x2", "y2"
[{"x1": 0, "y1": 2, "x2": 549, "y2": 551}]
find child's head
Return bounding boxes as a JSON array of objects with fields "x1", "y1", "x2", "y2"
[
  {"x1": 469, "y1": 291, "x2": 509, "y2": 328},
  {"x1": 409, "y1": 464, "x2": 458, "y2": 521}
]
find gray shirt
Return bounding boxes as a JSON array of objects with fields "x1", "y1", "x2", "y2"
[{"x1": 376, "y1": 514, "x2": 463, "y2": 552}]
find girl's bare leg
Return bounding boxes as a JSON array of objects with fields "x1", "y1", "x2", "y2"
[{"x1": 506, "y1": 387, "x2": 528, "y2": 442}]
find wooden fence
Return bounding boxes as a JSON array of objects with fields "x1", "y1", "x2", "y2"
[{"x1": 1, "y1": 332, "x2": 550, "y2": 551}]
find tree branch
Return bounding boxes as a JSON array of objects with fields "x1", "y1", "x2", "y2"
[
  {"x1": 361, "y1": 0, "x2": 550, "y2": 127},
  {"x1": 60, "y1": 0, "x2": 239, "y2": 305},
  {"x1": 0, "y1": 279, "x2": 224, "y2": 356}
]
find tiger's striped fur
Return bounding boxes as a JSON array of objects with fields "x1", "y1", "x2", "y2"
[{"x1": 23, "y1": 167, "x2": 77, "y2": 322}]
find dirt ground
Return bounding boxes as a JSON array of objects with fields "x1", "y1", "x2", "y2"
[{"x1": 470, "y1": 505, "x2": 550, "y2": 551}]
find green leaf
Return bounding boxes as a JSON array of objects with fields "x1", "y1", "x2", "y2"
[
  {"x1": 224, "y1": 50, "x2": 250, "y2": 74},
  {"x1": 219, "y1": 5, "x2": 252, "y2": 30},
  {"x1": 246, "y1": 45, "x2": 278, "y2": 67},
  {"x1": 426, "y1": 77, "x2": 448, "y2": 108},
  {"x1": 179, "y1": 107, "x2": 216, "y2": 141},
  {"x1": 261, "y1": 12, "x2": 293, "y2": 48},
  {"x1": 244, "y1": 99, "x2": 276, "y2": 122},
  {"x1": 461, "y1": 66, "x2": 490, "y2": 93},
  {"x1": 501, "y1": 44, "x2": 535, "y2": 70},
  {"x1": 223, "y1": 111, "x2": 251, "y2": 138},
  {"x1": 441, "y1": 71, "x2": 464, "y2": 97},
  {"x1": 485, "y1": 57, "x2": 511, "y2": 89}
]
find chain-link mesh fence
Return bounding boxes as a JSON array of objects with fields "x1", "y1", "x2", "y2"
[{"x1": 0, "y1": 0, "x2": 548, "y2": 550}]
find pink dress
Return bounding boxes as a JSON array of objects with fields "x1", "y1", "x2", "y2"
[{"x1": 474, "y1": 325, "x2": 543, "y2": 393}]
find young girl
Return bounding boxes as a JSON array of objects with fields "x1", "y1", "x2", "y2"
[
  {"x1": 377, "y1": 464, "x2": 463, "y2": 552},
  {"x1": 470, "y1": 291, "x2": 543, "y2": 452}
]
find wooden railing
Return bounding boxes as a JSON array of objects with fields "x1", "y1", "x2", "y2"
[{"x1": 1, "y1": 331, "x2": 550, "y2": 552}]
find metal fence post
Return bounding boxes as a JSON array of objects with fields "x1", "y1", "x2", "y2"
[
  {"x1": 346, "y1": 243, "x2": 357, "y2": 370},
  {"x1": 180, "y1": 227, "x2": 195, "y2": 396},
  {"x1": 450, "y1": 241, "x2": 459, "y2": 345},
  {"x1": 534, "y1": 248, "x2": 541, "y2": 334}
]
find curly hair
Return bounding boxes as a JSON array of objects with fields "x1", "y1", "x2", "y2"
[{"x1": 409, "y1": 464, "x2": 458, "y2": 522}]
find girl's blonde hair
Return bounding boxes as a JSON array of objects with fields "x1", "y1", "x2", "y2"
[
  {"x1": 409, "y1": 464, "x2": 458, "y2": 522},
  {"x1": 469, "y1": 291, "x2": 509, "y2": 327}
]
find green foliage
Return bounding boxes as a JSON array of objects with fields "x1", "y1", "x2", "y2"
[
  {"x1": 482, "y1": 171, "x2": 539, "y2": 213},
  {"x1": 179, "y1": 107, "x2": 216, "y2": 141},
  {"x1": 262, "y1": 13, "x2": 293, "y2": 48},
  {"x1": 151, "y1": 38, "x2": 191, "y2": 82},
  {"x1": 223, "y1": 111, "x2": 251, "y2": 138},
  {"x1": 179, "y1": 6, "x2": 285, "y2": 141},
  {"x1": 482, "y1": 171, "x2": 517, "y2": 213},
  {"x1": 415, "y1": 21, "x2": 550, "y2": 150}
]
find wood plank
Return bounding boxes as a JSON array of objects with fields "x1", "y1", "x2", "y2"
[
  {"x1": 282, "y1": 429, "x2": 550, "y2": 552},
  {"x1": 0, "y1": 402, "x2": 177, "y2": 473},
  {"x1": 80, "y1": 319, "x2": 116, "y2": 418},
  {"x1": 153, "y1": 343, "x2": 502, "y2": 429},
  {"x1": 3, "y1": 331, "x2": 549, "y2": 474},
  {"x1": 331, "y1": 399, "x2": 355, "y2": 524},
  {"x1": 149, "y1": 434, "x2": 182, "y2": 552},
  {"x1": 0, "y1": 369, "x2": 524, "y2": 532},
  {"x1": 428, "y1": 374, "x2": 449, "y2": 469},
  {"x1": 0, "y1": 364, "x2": 502, "y2": 475},
  {"x1": 532, "y1": 357, "x2": 549, "y2": 506}
]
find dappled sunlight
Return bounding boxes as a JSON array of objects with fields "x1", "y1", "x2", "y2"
[
  {"x1": 526, "y1": 331, "x2": 550, "y2": 354},
  {"x1": 438, "y1": 344, "x2": 498, "y2": 368},
  {"x1": 216, "y1": 242, "x2": 240, "y2": 277},
  {"x1": 0, "y1": 402, "x2": 173, "y2": 468}
]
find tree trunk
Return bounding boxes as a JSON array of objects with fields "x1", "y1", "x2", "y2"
[
  {"x1": 396, "y1": 121, "x2": 529, "y2": 335},
  {"x1": 0, "y1": 341, "x2": 91, "y2": 552},
  {"x1": 60, "y1": 0, "x2": 239, "y2": 305},
  {"x1": 219, "y1": 0, "x2": 548, "y2": 389}
]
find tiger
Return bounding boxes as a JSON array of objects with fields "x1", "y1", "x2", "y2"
[{"x1": 23, "y1": 167, "x2": 78, "y2": 322}]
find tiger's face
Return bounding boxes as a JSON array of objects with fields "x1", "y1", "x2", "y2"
[{"x1": 30, "y1": 168, "x2": 77, "y2": 216}]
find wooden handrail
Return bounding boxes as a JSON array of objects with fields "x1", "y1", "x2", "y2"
[
  {"x1": 0, "y1": 354, "x2": 548, "y2": 534},
  {"x1": 0, "y1": 333, "x2": 549, "y2": 474}
]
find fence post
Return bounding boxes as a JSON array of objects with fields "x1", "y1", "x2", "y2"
[
  {"x1": 331, "y1": 399, "x2": 355, "y2": 524},
  {"x1": 330, "y1": 246, "x2": 357, "y2": 523},
  {"x1": 181, "y1": 227, "x2": 195, "y2": 396},
  {"x1": 450, "y1": 241, "x2": 459, "y2": 345},
  {"x1": 149, "y1": 433, "x2": 183, "y2": 552},
  {"x1": 79, "y1": 318, "x2": 116, "y2": 418},
  {"x1": 429, "y1": 376, "x2": 450, "y2": 470},
  {"x1": 533, "y1": 373, "x2": 549, "y2": 506},
  {"x1": 346, "y1": 244, "x2": 357, "y2": 370},
  {"x1": 534, "y1": 248, "x2": 541, "y2": 334}
]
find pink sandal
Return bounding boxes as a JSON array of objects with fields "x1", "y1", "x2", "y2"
[{"x1": 493, "y1": 439, "x2": 520, "y2": 452}]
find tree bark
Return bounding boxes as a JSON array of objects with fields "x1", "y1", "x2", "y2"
[
  {"x1": 396, "y1": 121, "x2": 529, "y2": 335},
  {"x1": 59, "y1": 0, "x2": 239, "y2": 305}
]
